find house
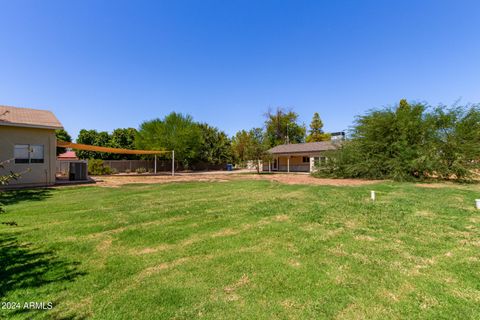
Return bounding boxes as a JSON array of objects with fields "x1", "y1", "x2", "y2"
[
  {"x1": 263, "y1": 141, "x2": 338, "y2": 173},
  {"x1": 0, "y1": 105, "x2": 63, "y2": 186}
]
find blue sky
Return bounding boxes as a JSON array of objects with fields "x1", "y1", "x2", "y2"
[{"x1": 1, "y1": 1, "x2": 479, "y2": 139}]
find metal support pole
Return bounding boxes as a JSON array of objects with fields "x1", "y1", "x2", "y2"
[
  {"x1": 287, "y1": 157, "x2": 290, "y2": 173},
  {"x1": 154, "y1": 155, "x2": 157, "y2": 174},
  {"x1": 172, "y1": 150, "x2": 175, "y2": 176}
]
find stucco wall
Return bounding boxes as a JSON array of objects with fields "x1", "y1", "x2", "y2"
[{"x1": 0, "y1": 126, "x2": 56, "y2": 186}]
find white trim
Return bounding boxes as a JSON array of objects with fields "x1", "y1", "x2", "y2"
[{"x1": 0, "y1": 122, "x2": 63, "y2": 130}]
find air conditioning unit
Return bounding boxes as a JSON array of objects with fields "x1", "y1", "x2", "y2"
[{"x1": 69, "y1": 162, "x2": 87, "y2": 181}]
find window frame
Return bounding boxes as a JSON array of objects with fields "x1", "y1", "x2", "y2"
[{"x1": 302, "y1": 156, "x2": 310, "y2": 163}]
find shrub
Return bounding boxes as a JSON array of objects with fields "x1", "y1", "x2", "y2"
[
  {"x1": 135, "y1": 167, "x2": 147, "y2": 174},
  {"x1": 88, "y1": 159, "x2": 112, "y2": 175},
  {"x1": 125, "y1": 168, "x2": 131, "y2": 174},
  {"x1": 314, "y1": 100, "x2": 480, "y2": 181}
]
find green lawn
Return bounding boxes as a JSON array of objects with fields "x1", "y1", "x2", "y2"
[{"x1": 1, "y1": 180, "x2": 480, "y2": 319}]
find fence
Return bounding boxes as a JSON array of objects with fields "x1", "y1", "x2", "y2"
[
  {"x1": 103, "y1": 160, "x2": 156, "y2": 173},
  {"x1": 102, "y1": 160, "x2": 227, "y2": 173}
]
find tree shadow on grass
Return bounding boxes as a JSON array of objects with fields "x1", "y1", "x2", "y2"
[
  {"x1": 0, "y1": 188, "x2": 52, "y2": 207},
  {"x1": 0, "y1": 233, "x2": 86, "y2": 318}
]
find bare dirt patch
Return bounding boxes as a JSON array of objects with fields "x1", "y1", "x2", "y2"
[
  {"x1": 247, "y1": 173, "x2": 381, "y2": 186},
  {"x1": 90, "y1": 172, "x2": 381, "y2": 187}
]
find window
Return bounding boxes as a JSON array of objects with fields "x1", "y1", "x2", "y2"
[
  {"x1": 30, "y1": 145, "x2": 44, "y2": 163},
  {"x1": 14, "y1": 144, "x2": 44, "y2": 164},
  {"x1": 314, "y1": 156, "x2": 327, "y2": 166},
  {"x1": 14, "y1": 145, "x2": 30, "y2": 163},
  {"x1": 302, "y1": 157, "x2": 310, "y2": 163}
]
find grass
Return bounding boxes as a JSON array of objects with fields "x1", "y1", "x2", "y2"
[{"x1": 1, "y1": 180, "x2": 480, "y2": 319}]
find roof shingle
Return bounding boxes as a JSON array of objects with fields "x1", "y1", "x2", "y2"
[{"x1": 0, "y1": 105, "x2": 63, "y2": 130}]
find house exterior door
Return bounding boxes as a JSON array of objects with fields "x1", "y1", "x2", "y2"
[{"x1": 272, "y1": 158, "x2": 278, "y2": 170}]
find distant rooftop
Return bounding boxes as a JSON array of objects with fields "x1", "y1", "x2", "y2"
[
  {"x1": 0, "y1": 105, "x2": 63, "y2": 130},
  {"x1": 57, "y1": 150, "x2": 78, "y2": 159},
  {"x1": 268, "y1": 141, "x2": 338, "y2": 154}
]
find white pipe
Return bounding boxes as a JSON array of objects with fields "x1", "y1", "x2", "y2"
[
  {"x1": 172, "y1": 150, "x2": 175, "y2": 176},
  {"x1": 371, "y1": 191, "x2": 376, "y2": 201}
]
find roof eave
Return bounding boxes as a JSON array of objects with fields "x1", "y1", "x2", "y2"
[
  {"x1": 268, "y1": 149, "x2": 334, "y2": 155},
  {"x1": 0, "y1": 122, "x2": 63, "y2": 130}
]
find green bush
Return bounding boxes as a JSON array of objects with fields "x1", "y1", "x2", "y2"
[
  {"x1": 88, "y1": 159, "x2": 112, "y2": 175},
  {"x1": 314, "y1": 100, "x2": 480, "y2": 181},
  {"x1": 135, "y1": 167, "x2": 147, "y2": 174}
]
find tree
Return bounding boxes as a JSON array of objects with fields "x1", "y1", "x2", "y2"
[
  {"x1": 197, "y1": 123, "x2": 232, "y2": 165},
  {"x1": 76, "y1": 129, "x2": 112, "y2": 160},
  {"x1": 306, "y1": 112, "x2": 331, "y2": 142},
  {"x1": 0, "y1": 160, "x2": 20, "y2": 214},
  {"x1": 231, "y1": 130, "x2": 251, "y2": 166},
  {"x1": 110, "y1": 128, "x2": 138, "y2": 160},
  {"x1": 428, "y1": 106, "x2": 480, "y2": 178},
  {"x1": 315, "y1": 99, "x2": 480, "y2": 181},
  {"x1": 245, "y1": 128, "x2": 268, "y2": 173},
  {"x1": 264, "y1": 108, "x2": 306, "y2": 147},
  {"x1": 136, "y1": 112, "x2": 202, "y2": 169},
  {"x1": 55, "y1": 129, "x2": 72, "y2": 156}
]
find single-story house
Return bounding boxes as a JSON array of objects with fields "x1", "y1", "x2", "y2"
[
  {"x1": 0, "y1": 105, "x2": 63, "y2": 186},
  {"x1": 263, "y1": 141, "x2": 338, "y2": 173}
]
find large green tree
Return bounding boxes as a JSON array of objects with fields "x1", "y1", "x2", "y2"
[
  {"x1": 245, "y1": 128, "x2": 268, "y2": 173},
  {"x1": 231, "y1": 130, "x2": 251, "y2": 166},
  {"x1": 428, "y1": 106, "x2": 480, "y2": 178},
  {"x1": 197, "y1": 123, "x2": 232, "y2": 165},
  {"x1": 306, "y1": 112, "x2": 330, "y2": 142},
  {"x1": 76, "y1": 129, "x2": 112, "y2": 160},
  {"x1": 316, "y1": 99, "x2": 480, "y2": 181},
  {"x1": 136, "y1": 112, "x2": 202, "y2": 169},
  {"x1": 110, "y1": 128, "x2": 138, "y2": 160},
  {"x1": 264, "y1": 108, "x2": 306, "y2": 147}
]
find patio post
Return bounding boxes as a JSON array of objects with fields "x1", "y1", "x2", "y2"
[
  {"x1": 287, "y1": 156, "x2": 290, "y2": 173},
  {"x1": 154, "y1": 155, "x2": 157, "y2": 174}
]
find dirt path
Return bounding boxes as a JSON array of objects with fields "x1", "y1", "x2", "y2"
[{"x1": 91, "y1": 172, "x2": 381, "y2": 187}]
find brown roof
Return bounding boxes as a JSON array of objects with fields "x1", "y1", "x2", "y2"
[
  {"x1": 268, "y1": 141, "x2": 338, "y2": 154},
  {"x1": 57, "y1": 150, "x2": 78, "y2": 159},
  {"x1": 0, "y1": 105, "x2": 63, "y2": 130}
]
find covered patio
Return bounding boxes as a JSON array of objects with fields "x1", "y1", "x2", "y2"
[{"x1": 263, "y1": 141, "x2": 337, "y2": 173}]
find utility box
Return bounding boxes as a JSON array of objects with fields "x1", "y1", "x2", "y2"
[{"x1": 69, "y1": 162, "x2": 88, "y2": 181}]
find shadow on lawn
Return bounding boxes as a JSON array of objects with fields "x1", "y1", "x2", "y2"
[
  {"x1": 0, "y1": 188, "x2": 52, "y2": 207},
  {"x1": 0, "y1": 233, "x2": 86, "y2": 318}
]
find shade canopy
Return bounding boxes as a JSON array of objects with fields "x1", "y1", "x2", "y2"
[{"x1": 57, "y1": 141, "x2": 169, "y2": 155}]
